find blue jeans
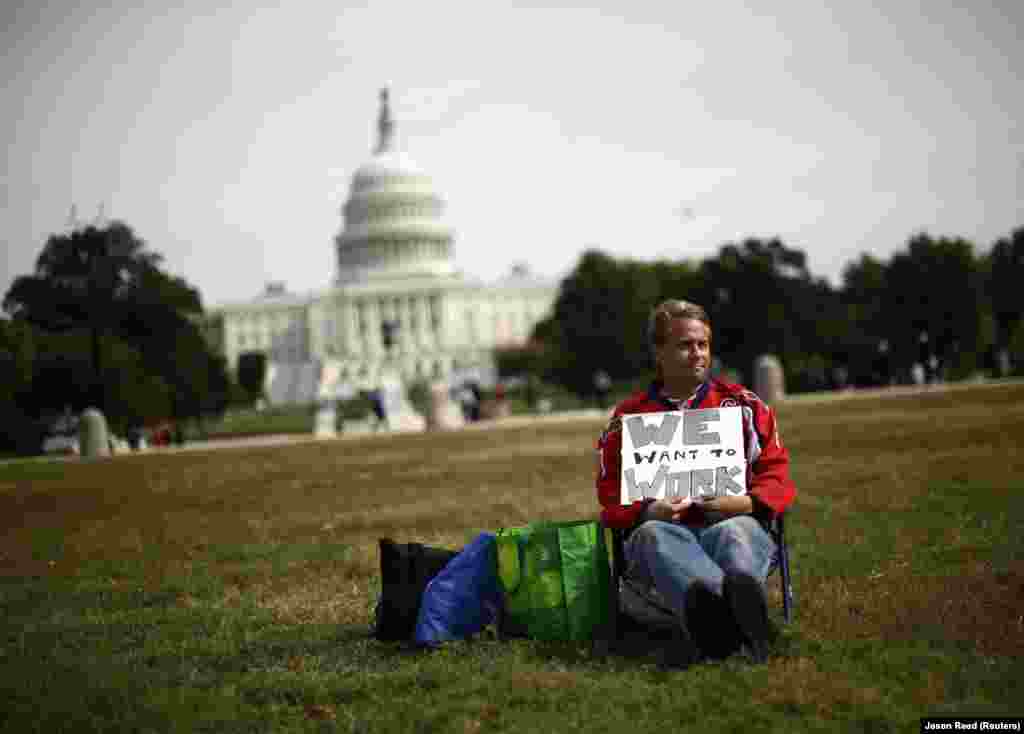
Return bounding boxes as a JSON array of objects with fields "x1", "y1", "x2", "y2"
[{"x1": 625, "y1": 516, "x2": 776, "y2": 625}]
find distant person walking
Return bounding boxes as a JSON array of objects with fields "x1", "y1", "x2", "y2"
[
  {"x1": 468, "y1": 381, "x2": 482, "y2": 422},
  {"x1": 593, "y1": 369, "x2": 612, "y2": 410},
  {"x1": 370, "y1": 389, "x2": 385, "y2": 430},
  {"x1": 524, "y1": 374, "x2": 539, "y2": 413}
]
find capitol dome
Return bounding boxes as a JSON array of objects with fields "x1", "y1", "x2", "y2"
[
  {"x1": 351, "y1": 151, "x2": 427, "y2": 191},
  {"x1": 335, "y1": 89, "x2": 457, "y2": 283}
]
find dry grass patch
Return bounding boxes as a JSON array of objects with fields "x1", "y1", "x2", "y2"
[
  {"x1": 257, "y1": 573, "x2": 372, "y2": 626},
  {"x1": 754, "y1": 656, "x2": 884, "y2": 715},
  {"x1": 506, "y1": 670, "x2": 583, "y2": 690},
  {"x1": 801, "y1": 559, "x2": 1024, "y2": 656}
]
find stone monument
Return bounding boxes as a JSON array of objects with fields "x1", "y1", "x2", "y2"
[
  {"x1": 592, "y1": 370, "x2": 612, "y2": 410},
  {"x1": 78, "y1": 408, "x2": 110, "y2": 458},
  {"x1": 479, "y1": 385, "x2": 511, "y2": 420},
  {"x1": 315, "y1": 363, "x2": 356, "y2": 438},
  {"x1": 479, "y1": 399, "x2": 511, "y2": 420},
  {"x1": 997, "y1": 348, "x2": 1011, "y2": 378},
  {"x1": 377, "y1": 372, "x2": 426, "y2": 432},
  {"x1": 314, "y1": 401, "x2": 338, "y2": 438},
  {"x1": 425, "y1": 381, "x2": 465, "y2": 430},
  {"x1": 376, "y1": 319, "x2": 426, "y2": 432},
  {"x1": 753, "y1": 355, "x2": 785, "y2": 404}
]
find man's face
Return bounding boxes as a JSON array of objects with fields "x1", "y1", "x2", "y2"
[{"x1": 656, "y1": 318, "x2": 712, "y2": 386}]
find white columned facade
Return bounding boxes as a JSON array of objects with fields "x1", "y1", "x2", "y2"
[
  {"x1": 374, "y1": 298, "x2": 382, "y2": 351},
  {"x1": 417, "y1": 295, "x2": 430, "y2": 348},
  {"x1": 347, "y1": 300, "x2": 359, "y2": 355}
]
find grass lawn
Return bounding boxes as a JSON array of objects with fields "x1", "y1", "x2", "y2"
[
  {"x1": 194, "y1": 405, "x2": 316, "y2": 439},
  {"x1": 1, "y1": 383, "x2": 1022, "y2": 732}
]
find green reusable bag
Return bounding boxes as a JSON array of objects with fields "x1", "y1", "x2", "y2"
[{"x1": 495, "y1": 520, "x2": 611, "y2": 641}]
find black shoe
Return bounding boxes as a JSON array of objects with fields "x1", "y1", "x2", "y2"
[
  {"x1": 659, "y1": 620, "x2": 700, "y2": 670},
  {"x1": 685, "y1": 581, "x2": 741, "y2": 660},
  {"x1": 723, "y1": 572, "x2": 771, "y2": 663}
]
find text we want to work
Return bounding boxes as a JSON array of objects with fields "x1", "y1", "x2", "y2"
[{"x1": 619, "y1": 408, "x2": 747, "y2": 504}]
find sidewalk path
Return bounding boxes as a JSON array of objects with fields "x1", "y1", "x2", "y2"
[{"x1": 6, "y1": 378, "x2": 1021, "y2": 463}]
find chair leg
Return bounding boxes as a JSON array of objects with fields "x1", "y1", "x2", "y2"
[
  {"x1": 774, "y1": 513, "x2": 794, "y2": 624},
  {"x1": 779, "y1": 538, "x2": 792, "y2": 623}
]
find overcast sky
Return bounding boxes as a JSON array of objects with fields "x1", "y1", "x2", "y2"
[{"x1": 3, "y1": 0, "x2": 1022, "y2": 309}]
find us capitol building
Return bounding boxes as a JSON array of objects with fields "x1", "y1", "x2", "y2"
[{"x1": 203, "y1": 89, "x2": 557, "y2": 404}]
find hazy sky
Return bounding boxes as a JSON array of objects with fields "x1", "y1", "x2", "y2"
[{"x1": 3, "y1": 0, "x2": 1022, "y2": 309}]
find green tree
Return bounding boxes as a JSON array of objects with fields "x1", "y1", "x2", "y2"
[
  {"x1": 494, "y1": 341, "x2": 546, "y2": 379},
  {"x1": 26, "y1": 331, "x2": 97, "y2": 416},
  {"x1": 1009, "y1": 320, "x2": 1024, "y2": 374},
  {"x1": 236, "y1": 351, "x2": 267, "y2": 404},
  {"x1": 204, "y1": 352, "x2": 232, "y2": 417},
  {"x1": 3, "y1": 221, "x2": 225, "y2": 431},
  {"x1": 533, "y1": 250, "x2": 701, "y2": 395},
  {"x1": 4, "y1": 222, "x2": 196, "y2": 410},
  {"x1": 839, "y1": 233, "x2": 992, "y2": 381},
  {"x1": 0, "y1": 318, "x2": 40, "y2": 453},
  {"x1": 0, "y1": 317, "x2": 35, "y2": 400},
  {"x1": 883, "y1": 233, "x2": 989, "y2": 379},
  {"x1": 988, "y1": 226, "x2": 1024, "y2": 349},
  {"x1": 4, "y1": 222, "x2": 170, "y2": 408},
  {"x1": 697, "y1": 238, "x2": 842, "y2": 387},
  {"x1": 841, "y1": 254, "x2": 887, "y2": 334},
  {"x1": 841, "y1": 254, "x2": 896, "y2": 384}
]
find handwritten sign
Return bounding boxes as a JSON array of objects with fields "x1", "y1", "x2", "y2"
[{"x1": 619, "y1": 408, "x2": 746, "y2": 504}]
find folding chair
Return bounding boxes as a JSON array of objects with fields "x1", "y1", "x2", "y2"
[{"x1": 602, "y1": 513, "x2": 793, "y2": 645}]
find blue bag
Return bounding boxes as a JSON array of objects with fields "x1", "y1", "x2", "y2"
[{"x1": 413, "y1": 532, "x2": 502, "y2": 646}]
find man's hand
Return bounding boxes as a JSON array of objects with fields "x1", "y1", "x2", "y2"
[
  {"x1": 644, "y1": 494, "x2": 754, "y2": 523},
  {"x1": 645, "y1": 497, "x2": 694, "y2": 523},
  {"x1": 700, "y1": 495, "x2": 754, "y2": 516}
]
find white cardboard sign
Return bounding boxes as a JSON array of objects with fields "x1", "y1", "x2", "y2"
[{"x1": 619, "y1": 407, "x2": 747, "y2": 504}]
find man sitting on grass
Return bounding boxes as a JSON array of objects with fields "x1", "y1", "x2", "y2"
[{"x1": 595, "y1": 299, "x2": 797, "y2": 667}]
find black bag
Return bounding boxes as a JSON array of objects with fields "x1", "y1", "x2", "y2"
[{"x1": 374, "y1": 538, "x2": 459, "y2": 641}]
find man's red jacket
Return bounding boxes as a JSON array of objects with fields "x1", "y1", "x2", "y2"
[{"x1": 596, "y1": 378, "x2": 796, "y2": 531}]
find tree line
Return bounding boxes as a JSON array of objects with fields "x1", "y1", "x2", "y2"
[
  {"x1": 4, "y1": 219, "x2": 1022, "y2": 454},
  {"x1": 502, "y1": 227, "x2": 1024, "y2": 398},
  {"x1": 1, "y1": 222, "x2": 241, "y2": 454}
]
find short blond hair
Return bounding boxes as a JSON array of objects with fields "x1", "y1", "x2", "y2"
[{"x1": 648, "y1": 300, "x2": 711, "y2": 377}]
